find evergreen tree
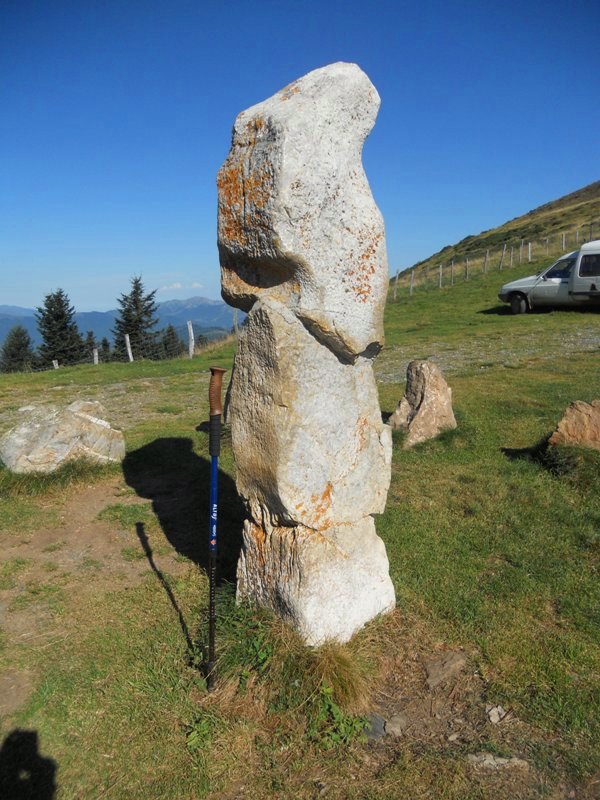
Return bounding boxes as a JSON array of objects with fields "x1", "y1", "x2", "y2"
[
  {"x1": 100, "y1": 337, "x2": 111, "y2": 363},
  {"x1": 112, "y1": 276, "x2": 160, "y2": 361},
  {"x1": 160, "y1": 324, "x2": 185, "y2": 359},
  {"x1": 0, "y1": 325, "x2": 35, "y2": 373},
  {"x1": 84, "y1": 330, "x2": 96, "y2": 361},
  {"x1": 36, "y1": 289, "x2": 84, "y2": 366}
]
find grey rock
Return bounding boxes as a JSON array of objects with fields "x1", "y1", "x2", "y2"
[
  {"x1": 468, "y1": 752, "x2": 529, "y2": 770},
  {"x1": 486, "y1": 704, "x2": 508, "y2": 724},
  {"x1": 0, "y1": 401, "x2": 125, "y2": 473},
  {"x1": 385, "y1": 713, "x2": 409, "y2": 737},
  {"x1": 365, "y1": 713, "x2": 386, "y2": 741}
]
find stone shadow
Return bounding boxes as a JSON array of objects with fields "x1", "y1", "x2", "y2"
[
  {"x1": 122, "y1": 437, "x2": 244, "y2": 584},
  {"x1": 0, "y1": 729, "x2": 57, "y2": 799}
]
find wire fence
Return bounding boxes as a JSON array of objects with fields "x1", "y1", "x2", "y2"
[
  {"x1": 391, "y1": 218, "x2": 600, "y2": 300},
  {"x1": 0, "y1": 321, "x2": 235, "y2": 376}
]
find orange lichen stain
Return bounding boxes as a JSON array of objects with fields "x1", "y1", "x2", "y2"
[
  {"x1": 307, "y1": 482, "x2": 333, "y2": 526},
  {"x1": 217, "y1": 151, "x2": 274, "y2": 248},
  {"x1": 356, "y1": 416, "x2": 369, "y2": 448},
  {"x1": 345, "y1": 230, "x2": 383, "y2": 303},
  {"x1": 279, "y1": 81, "x2": 300, "y2": 101}
]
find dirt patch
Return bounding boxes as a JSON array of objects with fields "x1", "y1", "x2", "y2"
[{"x1": 0, "y1": 476, "x2": 190, "y2": 721}]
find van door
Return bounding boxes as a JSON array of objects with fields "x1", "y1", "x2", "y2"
[
  {"x1": 530, "y1": 257, "x2": 576, "y2": 307},
  {"x1": 571, "y1": 253, "x2": 600, "y2": 306}
]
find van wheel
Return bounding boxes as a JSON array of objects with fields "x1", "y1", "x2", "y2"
[{"x1": 510, "y1": 293, "x2": 527, "y2": 314}]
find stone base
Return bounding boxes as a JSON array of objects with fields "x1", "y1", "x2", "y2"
[{"x1": 237, "y1": 517, "x2": 396, "y2": 645}]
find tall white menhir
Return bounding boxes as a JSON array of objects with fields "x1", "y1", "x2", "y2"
[{"x1": 217, "y1": 62, "x2": 395, "y2": 644}]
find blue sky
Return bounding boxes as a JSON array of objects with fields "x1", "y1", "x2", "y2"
[{"x1": 1, "y1": 0, "x2": 598, "y2": 311}]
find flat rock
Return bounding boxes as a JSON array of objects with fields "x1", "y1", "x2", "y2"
[
  {"x1": 388, "y1": 360, "x2": 457, "y2": 448},
  {"x1": 385, "y1": 713, "x2": 409, "y2": 737},
  {"x1": 425, "y1": 650, "x2": 467, "y2": 690},
  {"x1": 365, "y1": 713, "x2": 386, "y2": 741},
  {"x1": 468, "y1": 752, "x2": 529, "y2": 770},
  {"x1": 548, "y1": 399, "x2": 600, "y2": 450},
  {"x1": 0, "y1": 401, "x2": 125, "y2": 473}
]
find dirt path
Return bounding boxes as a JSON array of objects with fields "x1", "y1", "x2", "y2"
[{"x1": 0, "y1": 477, "x2": 188, "y2": 719}]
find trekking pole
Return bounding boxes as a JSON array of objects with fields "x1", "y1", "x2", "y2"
[{"x1": 206, "y1": 366, "x2": 227, "y2": 692}]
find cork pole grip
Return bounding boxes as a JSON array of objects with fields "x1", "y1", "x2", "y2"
[{"x1": 209, "y1": 367, "x2": 227, "y2": 416}]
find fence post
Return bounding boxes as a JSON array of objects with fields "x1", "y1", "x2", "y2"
[
  {"x1": 561, "y1": 232, "x2": 565, "y2": 251},
  {"x1": 52, "y1": 360, "x2": 59, "y2": 369},
  {"x1": 438, "y1": 263, "x2": 443, "y2": 288},
  {"x1": 465, "y1": 257, "x2": 469, "y2": 280},
  {"x1": 499, "y1": 243, "x2": 506, "y2": 270},
  {"x1": 576, "y1": 229, "x2": 579, "y2": 244},
  {"x1": 451, "y1": 259, "x2": 454, "y2": 285},
  {"x1": 528, "y1": 242, "x2": 532, "y2": 262},
  {"x1": 393, "y1": 269, "x2": 399, "y2": 301},
  {"x1": 93, "y1": 347, "x2": 99, "y2": 365},
  {"x1": 510, "y1": 245, "x2": 514, "y2": 268},
  {"x1": 483, "y1": 249, "x2": 489, "y2": 273},
  {"x1": 125, "y1": 334, "x2": 134, "y2": 363},
  {"x1": 545, "y1": 237, "x2": 549, "y2": 254},
  {"x1": 186, "y1": 320, "x2": 195, "y2": 359},
  {"x1": 409, "y1": 270, "x2": 414, "y2": 296}
]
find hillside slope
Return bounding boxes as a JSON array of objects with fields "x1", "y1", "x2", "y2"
[{"x1": 405, "y1": 179, "x2": 600, "y2": 279}]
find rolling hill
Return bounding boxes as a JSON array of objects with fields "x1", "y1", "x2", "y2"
[{"x1": 402, "y1": 178, "x2": 600, "y2": 280}]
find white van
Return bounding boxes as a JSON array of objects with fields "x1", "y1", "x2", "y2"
[{"x1": 498, "y1": 239, "x2": 600, "y2": 313}]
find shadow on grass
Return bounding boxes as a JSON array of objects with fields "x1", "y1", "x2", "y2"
[
  {"x1": 478, "y1": 305, "x2": 512, "y2": 315},
  {"x1": 0, "y1": 729, "x2": 57, "y2": 799},
  {"x1": 122, "y1": 437, "x2": 244, "y2": 583},
  {"x1": 502, "y1": 438, "x2": 600, "y2": 493}
]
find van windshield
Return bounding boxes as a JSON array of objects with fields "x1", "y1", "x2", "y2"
[{"x1": 545, "y1": 258, "x2": 575, "y2": 280}]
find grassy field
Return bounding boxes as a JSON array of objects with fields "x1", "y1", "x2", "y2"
[{"x1": 0, "y1": 262, "x2": 599, "y2": 799}]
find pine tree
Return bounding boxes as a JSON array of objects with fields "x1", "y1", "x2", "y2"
[
  {"x1": 100, "y1": 337, "x2": 111, "y2": 363},
  {"x1": 112, "y1": 276, "x2": 160, "y2": 361},
  {"x1": 36, "y1": 289, "x2": 84, "y2": 366},
  {"x1": 160, "y1": 324, "x2": 185, "y2": 359},
  {"x1": 0, "y1": 325, "x2": 35, "y2": 373},
  {"x1": 84, "y1": 331, "x2": 96, "y2": 362}
]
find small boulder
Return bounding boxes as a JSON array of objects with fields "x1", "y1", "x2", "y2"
[
  {"x1": 548, "y1": 400, "x2": 600, "y2": 451},
  {"x1": 388, "y1": 360, "x2": 457, "y2": 448},
  {"x1": 0, "y1": 401, "x2": 125, "y2": 474}
]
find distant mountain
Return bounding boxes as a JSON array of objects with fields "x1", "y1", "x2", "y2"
[{"x1": 0, "y1": 296, "x2": 241, "y2": 347}]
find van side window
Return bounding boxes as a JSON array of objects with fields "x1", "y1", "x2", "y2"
[{"x1": 579, "y1": 255, "x2": 600, "y2": 277}]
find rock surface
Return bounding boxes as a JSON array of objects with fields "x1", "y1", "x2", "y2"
[
  {"x1": 218, "y1": 62, "x2": 388, "y2": 363},
  {"x1": 548, "y1": 400, "x2": 600, "y2": 450},
  {"x1": 219, "y1": 63, "x2": 394, "y2": 644},
  {"x1": 0, "y1": 401, "x2": 125, "y2": 473},
  {"x1": 388, "y1": 360, "x2": 457, "y2": 447}
]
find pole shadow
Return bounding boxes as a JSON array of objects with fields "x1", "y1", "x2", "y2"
[
  {"x1": 122, "y1": 437, "x2": 244, "y2": 584},
  {"x1": 0, "y1": 729, "x2": 57, "y2": 800}
]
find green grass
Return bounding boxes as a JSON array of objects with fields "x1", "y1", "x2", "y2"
[
  {"x1": 0, "y1": 266, "x2": 599, "y2": 798},
  {"x1": 0, "y1": 558, "x2": 30, "y2": 590}
]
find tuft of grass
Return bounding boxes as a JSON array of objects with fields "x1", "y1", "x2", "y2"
[
  {"x1": 0, "y1": 459, "x2": 118, "y2": 499},
  {"x1": 9, "y1": 581, "x2": 64, "y2": 612},
  {"x1": 0, "y1": 557, "x2": 30, "y2": 589}
]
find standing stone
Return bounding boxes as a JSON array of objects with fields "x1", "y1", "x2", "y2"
[
  {"x1": 218, "y1": 63, "x2": 395, "y2": 645},
  {"x1": 388, "y1": 360, "x2": 457, "y2": 448}
]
